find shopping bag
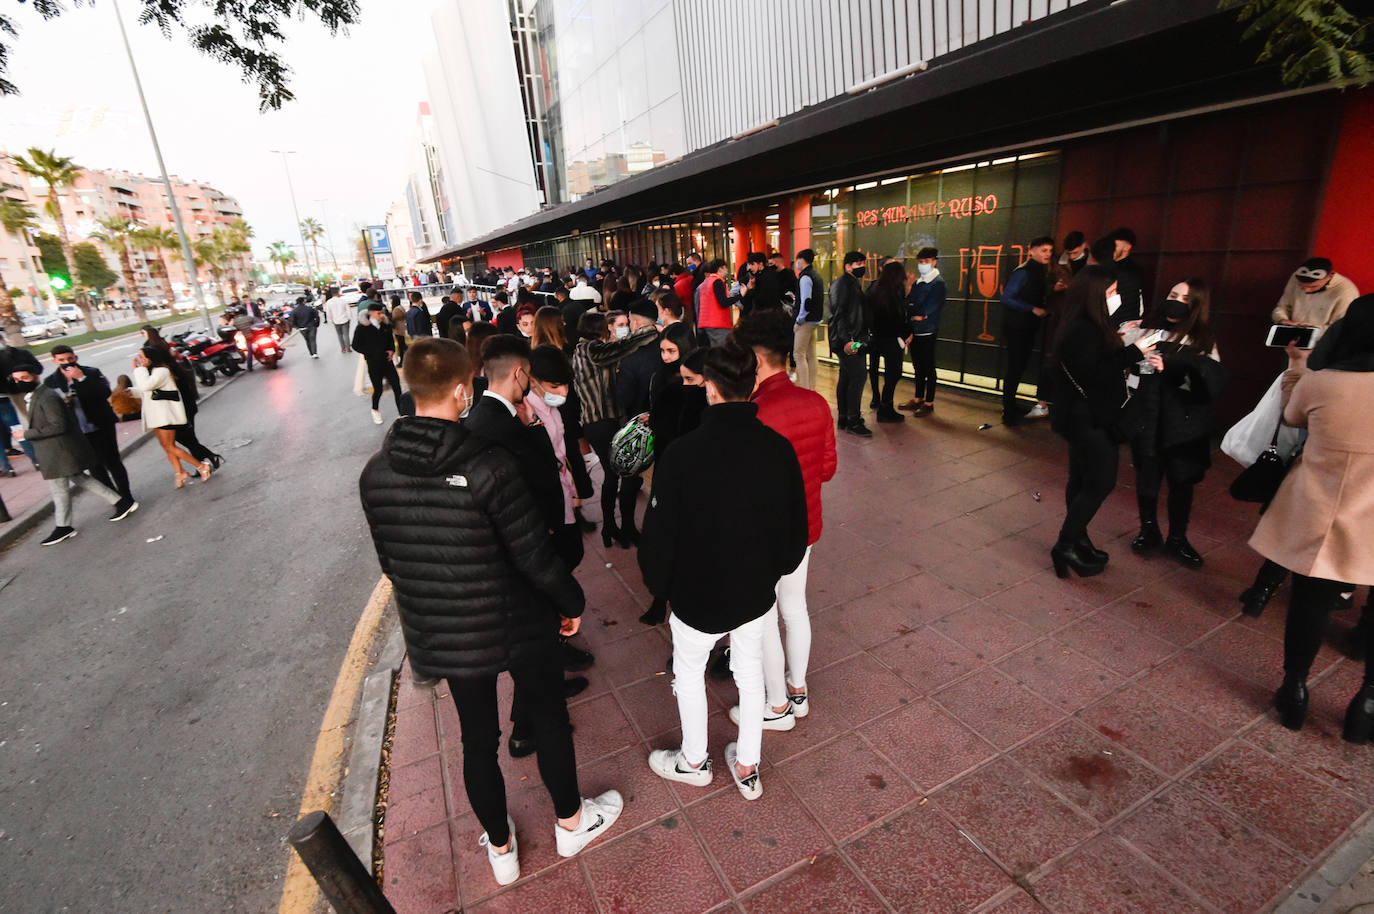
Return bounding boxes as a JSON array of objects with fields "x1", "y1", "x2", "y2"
[{"x1": 1221, "y1": 371, "x2": 1301, "y2": 467}]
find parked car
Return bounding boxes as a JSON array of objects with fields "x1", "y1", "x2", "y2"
[
  {"x1": 21, "y1": 313, "x2": 69, "y2": 341},
  {"x1": 55, "y1": 304, "x2": 82, "y2": 322}
]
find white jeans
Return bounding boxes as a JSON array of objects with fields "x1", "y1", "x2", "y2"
[
  {"x1": 793, "y1": 324, "x2": 819, "y2": 390},
  {"x1": 669, "y1": 612, "x2": 767, "y2": 768},
  {"x1": 49, "y1": 473, "x2": 121, "y2": 527},
  {"x1": 762, "y1": 546, "x2": 812, "y2": 709}
]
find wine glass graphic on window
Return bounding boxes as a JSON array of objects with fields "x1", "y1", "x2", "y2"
[{"x1": 973, "y1": 245, "x2": 1003, "y2": 341}]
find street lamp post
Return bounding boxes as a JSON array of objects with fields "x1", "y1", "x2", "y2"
[
  {"x1": 270, "y1": 150, "x2": 314, "y2": 286},
  {"x1": 111, "y1": 0, "x2": 212, "y2": 330}
]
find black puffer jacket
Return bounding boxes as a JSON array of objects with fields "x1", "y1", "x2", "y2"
[{"x1": 358, "y1": 416, "x2": 584, "y2": 679}]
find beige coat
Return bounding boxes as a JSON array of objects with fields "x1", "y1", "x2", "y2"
[
  {"x1": 1249, "y1": 368, "x2": 1374, "y2": 584},
  {"x1": 133, "y1": 366, "x2": 187, "y2": 430}
]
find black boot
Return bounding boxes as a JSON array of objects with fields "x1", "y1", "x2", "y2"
[
  {"x1": 1240, "y1": 562, "x2": 1287, "y2": 618},
  {"x1": 1051, "y1": 540, "x2": 1107, "y2": 579},
  {"x1": 639, "y1": 597, "x2": 668, "y2": 626},
  {"x1": 876, "y1": 407, "x2": 905, "y2": 423},
  {"x1": 1131, "y1": 520, "x2": 1163, "y2": 555},
  {"x1": 1275, "y1": 677, "x2": 1309, "y2": 731},
  {"x1": 1164, "y1": 537, "x2": 1204, "y2": 570},
  {"x1": 1075, "y1": 535, "x2": 1108, "y2": 565},
  {"x1": 1343, "y1": 684, "x2": 1374, "y2": 744},
  {"x1": 601, "y1": 521, "x2": 621, "y2": 550}
]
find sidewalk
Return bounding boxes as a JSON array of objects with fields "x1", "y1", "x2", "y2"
[
  {"x1": 378, "y1": 379, "x2": 1372, "y2": 914},
  {"x1": 0, "y1": 419, "x2": 144, "y2": 527}
]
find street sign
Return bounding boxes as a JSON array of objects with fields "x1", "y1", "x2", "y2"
[
  {"x1": 366, "y1": 225, "x2": 391, "y2": 255},
  {"x1": 374, "y1": 252, "x2": 397, "y2": 282}
]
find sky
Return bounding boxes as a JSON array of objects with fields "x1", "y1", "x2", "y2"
[{"x1": 0, "y1": 0, "x2": 434, "y2": 268}]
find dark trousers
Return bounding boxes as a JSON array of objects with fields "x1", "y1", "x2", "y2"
[
  {"x1": 835, "y1": 349, "x2": 867, "y2": 424},
  {"x1": 333, "y1": 322, "x2": 351, "y2": 352},
  {"x1": 909, "y1": 334, "x2": 937, "y2": 402},
  {"x1": 550, "y1": 522, "x2": 584, "y2": 572},
  {"x1": 618, "y1": 474, "x2": 643, "y2": 534},
  {"x1": 1284, "y1": 574, "x2": 1374, "y2": 681},
  {"x1": 175, "y1": 413, "x2": 216, "y2": 464},
  {"x1": 584, "y1": 418, "x2": 622, "y2": 528},
  {"x1": 85, "y1": 424, "x2": 132, "y2": 502},
  {"x1": 1059, "y1": 414, "x2": 1119, "y2": 543},
  {"x1": 448, "y1": 653, "x2": 581, "y2": 847},
  {"x1": 366, "y1": 359, "x2": 403, "y2": 412},
  {"x1": 300, "y1": 326, "x2": 318, "y2": 356},
  {"x1": 1002, "y1": 311, "x2": 1041, "y2": 418},
  {"x1": 871, "y1": 336, "x2": 904, "y2": 409},
  {"x1": 394, "y1": 335, "x2": 408, "y2": 368},
  {"x1": 868, "y1": 350, "x2": 881, "y2": 403},
  {"x1": 1132, "y1": 446, "x2": 1194, "y2": 539}
]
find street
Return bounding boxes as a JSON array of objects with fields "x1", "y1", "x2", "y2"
[{"x1": 0, "y1": 328, "x2": 390, "y2": 912}]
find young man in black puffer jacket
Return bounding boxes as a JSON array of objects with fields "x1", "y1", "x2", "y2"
[{"x1": 358, "y1": 337, "x2": 622, "y2": 887}]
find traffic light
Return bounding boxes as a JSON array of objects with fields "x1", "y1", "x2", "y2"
[{"x1": 49, "y1": 274, "x2": 69, "y2": 291}]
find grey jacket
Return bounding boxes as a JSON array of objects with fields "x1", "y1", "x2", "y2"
[{"x1": 24, "y1": 384, "x2": 96, "y2": 479}]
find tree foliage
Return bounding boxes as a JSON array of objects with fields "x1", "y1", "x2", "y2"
[
  {"x1": 72, "y1": 242, "x2": 118, "y2": 294},
  {"x1": 1, "y1": 0, "x2": 361, "y2": 111},
  {"x1": 33, "y1": 232, "x2": 67, "y2": 278},
  {"x1": 1224, "y1": 0, "x2": 1373, "y2": 86}
]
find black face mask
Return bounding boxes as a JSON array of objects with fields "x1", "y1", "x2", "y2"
[
  {"x1": 11, "y1": 378, "x2": 38, "y2": 393},
  {"x1": 851, "y1": 267, "x2": 867, "y2": 279},
  {"x1": 1162, "y1": 299, "x2": 1190, "y2": 322}
]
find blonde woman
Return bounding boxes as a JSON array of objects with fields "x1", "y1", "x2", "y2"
[{"x1": 134, "y1": 346, "x2": 209, "y2": 488}]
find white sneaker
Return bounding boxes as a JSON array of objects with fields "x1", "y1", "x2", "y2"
[
  {"x1": 729, "y1": 702, "x2": 796, "y2": 731},
  {"x1": 477, "y1": 815, "x2": 520, "y2": 886},
  {"x1": 1025, "y1": 402, "x2": 1050, "y2": 419},
  {"x1": 555, "y1": 791, "x2": 623, "y2": 857},
  {"x1": 787, "y1": 690, "x2": 810, "y2": 719},
  {"x1": 370, "y1": 409, "x2": 383, "y2": 425},
  {"x1": 648, "y1": 748, "x2": 713, "y2": 787},
  {"x1": 725, "y1": 742, "x2": 762, "y2": 800}
]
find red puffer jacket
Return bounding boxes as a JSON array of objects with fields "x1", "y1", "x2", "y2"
[{"x1": 751, "y1": 372, "x2": 837, "y2": 544}]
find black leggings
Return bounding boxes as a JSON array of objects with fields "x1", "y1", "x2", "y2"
[
  {"x1": 909, "y1": 335, "x2": 937, "y2": 402},
  {"x1": 1059, "y1": 415, "x2": 1119, "y2": 544},
  {"x1": 1132, "y1": 445, "x2": 1197, "y2": 539},
  {"x1": 871, "y1": 336, "x2": 905, "y2": 409},
  {"x1": 175, "y1": 413, "x2": 216, "y2": 464},
  {"x1": 583, "y1": 417, "x2": 622, "y2": 527},
  {"x1": 366, "y1": 359, "x2": 403, "y2": 412},
  {"x1": 448, "y1": 652, "x2": 580, "y2": 847},
  {"x1": 1284, "y1": 573, "x2": 1374, "y2": 682}
]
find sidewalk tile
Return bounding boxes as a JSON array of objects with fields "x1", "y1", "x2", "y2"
[
  {"x1": 844, "y1": 802, "x2": 1010, "y2": 911},
  {"x1": 933, "y1": 757, "x2": 1098, "y2": 877},
  {"x1": 617, "y1": 675, "x2": 684, "y2": 742},
  {"x1": 468, "y1": 861, "x2": 597, "y2": 913},
  {"x1": 582, "y1": 817, "x2": 729, "y2": 914},
  {"x1": 1010, "y1": 721, "x2": 1164, "y2": 824},
  {"x1": 577, "y1": 745, "x2": 681, "y2": 836},
  {"x1": 799, "y1": 653, "x2": 917, "y2": 742},
  {"x1": 684, "y1": 777, "x2": 830, "y2": 893},
  {"x1": 390, "y1": 701, "x2": 439, "y2": 768},
  {"x1": 1116, "y1": 785, "x2": 1306, "y2": 913},
  {"x1": 978, "y1": 889, "x2": 1044, "y2": 913},
  {"x1": 1056, "y1": 612, "x2": 1177, "y2": 676},
  {"x1": 383, "y1": 822, "x2": 457, "y2": 914},
  {"x1": 1101, "y1": 589, "x2": 1229, "y2": 647},
  {"x1": 384, "y1": 780, "x2": 449, "y2": 841},
  {"x1": 591, "y1": 627, "x2": 671, "y2": 687},
  {"x1": 1135, "y1": 654, "x2": 1270, "y2": 733},
  {"x1": 1077, "y1": 683, "x2": 1227, "y2": 776},
  {"x1": 776, "y1": 733, "x2": 918, "y2": 842},
  {"x1": 868, "y1": 626, "x2": 981, "y2": 695},
  {"x1": 933, "y1": 603, "x2": 1041, "y2": 663},
  {"x1": 1029, "y1": 834, "x2": 1209, "y2": 914},
  {"x1": 569, "y1": 693, "x2": 639, "y2": 764},
  {"x1": 997, "y1": 640, "x2": 1124, "y2": 713},
  {"x1": 737, "y1": 853, "x2": 884, "y2": 914},
  {"x1": 826, "y1": 585, "x2": 926, "y2": 648},
  {"x1": 860, "y1": 700, "x2": 997, "y2": 793},
  {"x1": 1185, "y1": 740, "x2": 1364, "y2": 858},
  {"x1": 932, "y1": 668, "x2": 1064, "y2": 750},
  {"x1": 1192, "y1": 621, "x2": 1340, "y2": 687},
  {"x1": 980, "y1": 578, "x2": 1096, "y2": 634}
]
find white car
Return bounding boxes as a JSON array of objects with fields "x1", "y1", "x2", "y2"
[
  {"x1": 21, "y1": 314, "x2": 69, "y2": 341},
  {"x1": 55, "y1": 304, "x2": 81, "y2": 322}
]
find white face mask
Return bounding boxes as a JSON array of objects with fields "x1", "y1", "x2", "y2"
[
  {"x1": 455, "y1": 384, "x2": 473, "y2": 418},
  {"x1": 917, "y1": 263, "x2": 934, "y2": 276},
  {"x1": 542, "y1": 391, "x2": 567, "y2": 408},
  {"x1": 1106, "y1": 293, "x2": 1123, "y2": 315},
  {"x1": 614, "y1": 324, "x2": 629, "y2": 339}
]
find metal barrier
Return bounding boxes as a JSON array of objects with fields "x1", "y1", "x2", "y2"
[{"x1": 288, "y1": 810, "x2": 396, "y2": 914}]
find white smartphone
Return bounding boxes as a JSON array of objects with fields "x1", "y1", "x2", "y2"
[
  {"x1": 1133, "y1": 329, "x2": 1166, "y2": 350},
  {"x1": 1266, "y1": 324, "x2": 1319, "y2": 349}
]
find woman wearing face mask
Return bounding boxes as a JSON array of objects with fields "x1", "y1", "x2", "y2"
[
  {"x1": 1048, "y1": 265, "x2": 1161, "y2": 577},
  {"x1": 866, "y1": 261, "x2": 910, "y2": 423},
  {"x1": 516, "y1": 304, "x2": 538, "y2": 339},
  {"x1": 527, "y1": 345, "x2": 584, "y2": 572},
  {"x1": 1127, "y1": 279, "x2": 1226, "y2": 568},
  {"x1": 648, "y1": 323, "x2": 705, "y2": 459}
]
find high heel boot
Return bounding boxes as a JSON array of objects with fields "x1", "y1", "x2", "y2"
[
  {"x1": 1343, "y1": 684, "x2": 1374, "y2": 744},
  {"x1": 1075, "y1": 535, "x2": 1108, "y2": 565},
  {"x1": 601, "y1": 521, "x2": 621, "y2": 550},
  {"x1": 1051, "y1": 540, "x2": 1107, "y2": 579},
  {"x1": 1131, "y1": 519, "x2": 1163, "y2": 555},
  {"x1": 1275, "y1": 676, "x2": 1309, "y2": 731},
  {"x1": 1240, "y1": 562, "x2": 1287, "y2": 618}
]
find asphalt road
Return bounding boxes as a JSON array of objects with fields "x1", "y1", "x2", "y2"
[{"x1": 0, "y1": 327, "x2": 393, "y2": 911}]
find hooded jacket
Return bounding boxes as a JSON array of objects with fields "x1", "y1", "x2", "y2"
[{"x1": 358, "y1": 416, "x2": 584, "y2": 679}]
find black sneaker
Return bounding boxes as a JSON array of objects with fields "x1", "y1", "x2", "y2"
[
  {"x1": 40, "y1": 526, "x2": 77, "y2": 546},
  {"x1": 845, "y1": 421, "x2": 874, "y2": 438},
  {"x1": 560, "y1": 640, "x2": 595, "y2": 672},
  {"x1": 109, "y1": 498, "x2": 140, "y2": 522}
]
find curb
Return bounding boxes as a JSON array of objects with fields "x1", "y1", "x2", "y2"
[
  {"x1": 1274, "y1": 813, "x2": 1374, "y2": 914},
  {"x1": 0, "y1": 368, "x2": 246, "y2": 552},
  {"x1": 337, "y1": 624, "x2": 405, "y2": 868}
]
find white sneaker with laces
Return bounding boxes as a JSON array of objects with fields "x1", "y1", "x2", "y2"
[
  {"x1": 648, "y1": 748, "x2": 713, "y2": 786},
  {"x1": 787, "y1": 690, "x2": 809, "y2": 718},
  {"x1": 729, "y1": 702, "x2": 796, "y2": 731},
  {"x1": 725, "y1": 742, "x2": 762, "y2": 800},
  {"x1": 1025, "y1": 402, "x2": 1050, "y2": 419},
  {"x1": 370, "y1": 409, "x2": 383, "y2": 425},
  {"x1": 555, "y1": 791, "x2": 624, "y2": 857},
  {"x1": 477, "y1": 815, "x2": 520, "y2": 886}
]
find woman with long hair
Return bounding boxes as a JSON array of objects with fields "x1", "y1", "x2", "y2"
[
  {"x1": 390, "y1": 297, "x2": 410, "y2": 368},
  {"x1": 865, "y1": 260, "x2": 910, "y2": 422},
  {"x1": 1128, "y1": 278, "x2": 1226, "y2": 568},
  {"x1": 133, "y1": 345, "x2": 209, "y2": 488},
  {"x1": 648, "y1": 322, "x2": 704, "y2": 455},
  {"x1": 1048, "y1": 265, "x2": 1159, "y2": 577},
  {"x1": 532, "y1": 305, "x2": 567, "y2": 350},
  {"x1": 571, "y1": 312, "x2": 629, "y2": 547}
]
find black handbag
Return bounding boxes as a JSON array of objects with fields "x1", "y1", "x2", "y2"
[
  {"x1": 1229, "y1": 422, "x2": 1293, "y2": 504},
  {"x1": 150, "y1": 388, "x2": 181, "y2": 402}
]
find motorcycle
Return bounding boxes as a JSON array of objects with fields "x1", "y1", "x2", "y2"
[
  {"x1": 172, "y1": 329, "x2": 244, "y2": 385},
  {"x1": 233, "y1": 321, "x2": 285, "y2": 369}
]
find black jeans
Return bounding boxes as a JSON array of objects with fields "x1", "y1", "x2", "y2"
[
  {"x1": 1284, "y1": 574, "x2": 1374, "y2": 681},
  {"x1": 1002, "y1": 310, "x2": 1041, "y2": 418},
  {"x1": 85, "y1": 424, "x2": 132, "y2": 502},
  {"x1": 174, "y1": 412, "x2": 216, "y2": 464},
  {"x1": 583, "y1": 418, "x2": 622, "y2": 528},
  {"x1": 1132, "y1": 446, "x2": 1194, "y2": 539},
  {"x1": 872, "y1": 336, "x2": 904, "y2": 410},
  {"x1": 835, "y1": 349, "x2": 867, "y2": 424},
  {"x1": 1059, "y1": 411, "x2": 1119, "y2": 544},
  {"x1": 550, "y1": 522, "x2": 584, "y2": 572},
  {"x1": 299, "y1": 326, "x2": 318, "y2": 356},
  {"x1": 366, "y1": 359, "x2": 403, "y2": 412},
  {"x1": 448, "y1": 652, "x2": 581, "y2": 847},
  {"x1": 909, "y1": 334, "x2": 937, "y2": 402}
]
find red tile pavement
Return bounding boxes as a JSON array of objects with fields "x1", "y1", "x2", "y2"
[{"x1": 377, "y1": 382, "x2": 1374, "y2": 913}]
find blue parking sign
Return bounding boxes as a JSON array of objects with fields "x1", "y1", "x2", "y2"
[{"x1": 367, "y1": 225, "x2": 391, "y2": 255}]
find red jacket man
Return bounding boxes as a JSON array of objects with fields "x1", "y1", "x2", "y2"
[{"x1": 752, "y1": 372, "x2": 836, "y2": 544}]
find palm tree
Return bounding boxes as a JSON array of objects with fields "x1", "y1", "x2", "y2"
[
  {"x1": 92, "y1": 217, "x2": 149, "y2": 322},
  {"x1": 300, "y1": 217, "x2": 324, "y2": 283},
  {"x1": 0, "y1": 190, "x2": 37, "y2": 344},
  {"x1": 193, "y1": 236, "x2": 229, "y2": 307},
  {"x1": 11, "y1": 147, "x2": 96, "y2": 332},
  {"x1": 218, "y1": 220, "x2": 253, "y2": 300},
  {"x1": 135, "y1": 225, "x2": 180, "y2": 309},
  {"x1": 268, "y1": 241, "x2": 296, "y2": 282}
]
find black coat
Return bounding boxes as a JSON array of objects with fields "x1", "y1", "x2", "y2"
[
  {"x1": 291, "y1": 301, "x2": 320, "y2": 329},
  {"x1": 464, "y1": 393, "x2": 565, "y2": 531},
  {"x1": 358, "y1": 416, "x2": 583, "y2": 679},
  {"x1": 44, "y1": 363, "x2": 117, "y2": 429},
  {"x1": 434, "y1": 300, "x2": 462, "y2": 339},
  {"x1": 1049, "y1": 316, "x2": 1144, "y2": 438},
  {"x1": 827, "y1": 272, "x2": 868, "y2": 354},
  {"x1": 351, "y1": 322, "x2": 394, "y2": 364},
  {"x1": 638, "y1": 401, "x2": 808, "y2": 634},
  {"x1": 614, "y1": 334, "x2": 660, "y2": 419},
  {"x1": 1131, "y1": 344, "x2": 1228, "y2": 454},
  {"x1": 496, "y1": 307, "x2": 518, "y2": 335},
  {"x1": 648, "y1": 374, "x2": 707, "y2": 456}
]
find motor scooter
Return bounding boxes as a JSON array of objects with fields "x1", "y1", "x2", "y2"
[
  {"x1": 233, "y1": 321, "x2": 284, "y2": 369},
  {"x1": 172, "y1": 329, "x2": 244, "y2": 385}
]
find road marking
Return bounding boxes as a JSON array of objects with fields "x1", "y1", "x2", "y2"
[{"x1": 277, "y1": 575, "x2": 393, "y2": 914}]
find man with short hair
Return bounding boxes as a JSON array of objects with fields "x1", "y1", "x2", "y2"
[
  {"x1": 1107, "y1": 227, "x2": 1145, "y2": 325},
  {"x1": 1273, "y1": 257, "x2": 1360, "y2": 329},
  {"x1": 770, "y1": 251, "x2": 799, "y2": 311},
  {"x1": 464, "y1": 286, "x2": 492, "y2": 325},
  {"x1": 44, "y1": 344, "x2": 136, "y2": 505},
  {"x1": 901, "y1": 246, "x2": 945, "y2": 416},
  {"x1": 324, "y1": 289, "x2": 353, "y2": 353},
  {"x1": 731, "y1": 310, "x2": 836, "y2": 730},
  {"x1": 569, "y1": 273, "x2": 602, "y2": 307},
  {"x1": 1059, "y1": 230, "x2": 1089, "y2": 275},
  {"x1": 290, "y1": 296, "x2": 321, "y2": 357},
  {"x1": 827, "y1": 251, "x2": 871, "y2": 436},
  {"x1": 641, "y1": 340, "x2": 808, "y2": 801},
  {"x1": 999, "y1": 236, "x2": 1053, "y2": 426},
  {"x1": 11, "y1": 364, "x2": 134, "y2": 545},
  {"x1": 405, "y1": 290, "x2": 433, "y2": 339},
  {"x1": 793, "y1": 249, "x2": 824, "y2": 390},
  {"x1": 359, "y1": 337, "x2": 622, "y2": 887},
  {"x1": 434, "y1": 295, "x2": 462, "y2": 340}
]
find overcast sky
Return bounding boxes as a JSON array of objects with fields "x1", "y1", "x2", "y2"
[{"x1": 0, "y1": 0, "x2": 433, "y2": 267}]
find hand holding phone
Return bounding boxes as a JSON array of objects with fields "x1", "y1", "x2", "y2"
[
  {"x1": 1133, "y1": 329, "x2": 1165, "y2": 353},
  {"x1": 1267, "y1": 324, "x2": 1318, "y2": 349}
]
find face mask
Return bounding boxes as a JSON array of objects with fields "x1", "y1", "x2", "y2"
[
  {"x1": 542, "y1": 391, "x2": 567, "y2": 408},
  {"x1": 687, "y1": 263, "x2": 696, "y2": 271},
  {"x1": 614, "y1": 325, "x2": 629, "y2": 339},
  {"x1": 1106, "y1": 293, "x2": 1123, "y2": 315},
  {"x1": 1072, "y1": 251, "x2": 1087, "y2": 261},
  {"x1": 12, "y1": 378, "x2": 38, "y2": 392},
  {"x1": 1162, "y1": 299, "x2": 1190, "y2": 322},
  {"x1": 851, "y1": 267, "x2": 866, "y2": 279},
  {"x1": 917, "y1": 263, "x2": 934, "y2": 276},
  {"x1": 519, "y1": 329, "x2": 531, "y2": 338}
]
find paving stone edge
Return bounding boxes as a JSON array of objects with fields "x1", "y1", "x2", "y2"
[
  {"x1": 1274, "y1": 812, "x2": 1374, "y2": 914},
  {"x1": 338, "y1": 624, "x2": 405, "y2": 872}
]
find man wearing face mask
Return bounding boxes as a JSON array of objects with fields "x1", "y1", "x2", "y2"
[
  {"x1": 999, "y1": 236, "x2": 1054, "y2": 426},
  {"x1": 1273, "y1": 257, "x2": 1360, "y2": 329},
  {"x1": 1058, "y1": 231, "x2": 1089, "y2": 276},
  {"x1": 43, "y1": 345, "x2": 136, "y2": 508}
]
